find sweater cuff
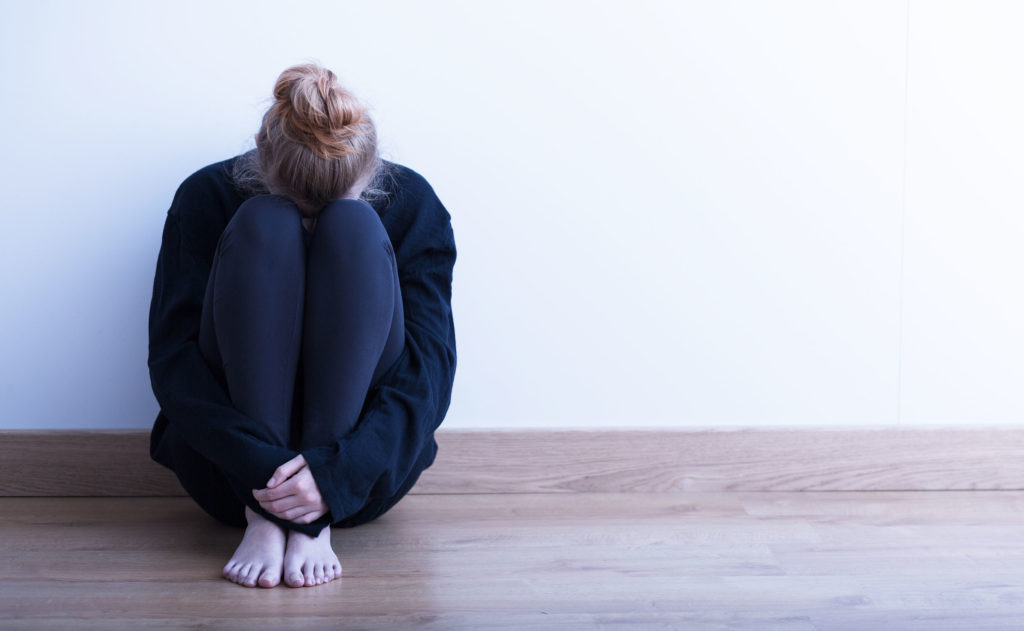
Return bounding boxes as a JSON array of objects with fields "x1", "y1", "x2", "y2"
[{"x1": 303, "y1": 440, "x2": 375, "y2": 523}]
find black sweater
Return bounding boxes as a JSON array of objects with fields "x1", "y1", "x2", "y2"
[{"x1": 147, "y1": 156, "x2": 457, "y2": 526}]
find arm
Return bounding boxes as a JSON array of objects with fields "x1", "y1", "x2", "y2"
[
  {"x1": 148, "y1": 167, "x2": 299, "y2": 491},
  {"x1": 300, "y1": 171, "x2": 458, "y2": 522}
]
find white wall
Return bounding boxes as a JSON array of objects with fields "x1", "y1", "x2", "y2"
[{"x1": 0, "y1": 0, "x2": 1021, "y2": 430}]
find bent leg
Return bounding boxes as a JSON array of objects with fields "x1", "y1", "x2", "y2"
[
  {"x1": 300, "y1": 198, "x2": 405, "y2": 450},
  {"x1": 194, "y1": 195, "x2": 312, "y2": 585},
  {"x1": 198, "y1": 194, "x2": 306, "y2": 449}
]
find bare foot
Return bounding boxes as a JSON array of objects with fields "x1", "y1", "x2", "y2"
[
  {"x1": 222, "y1": 506, "x2": 286, "y2": 588},
  {"x1": 283, "y1": 526, "x2": 342, "y2": 587}
]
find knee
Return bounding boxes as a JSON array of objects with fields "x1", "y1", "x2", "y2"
[
  {"x1": 226, "y1": 194, "x2": 304, "y2": 254},
  {"x1": 314, "y1": 199, "x2": 389, "y2": 251},
  {"x1": 311, "y1": 199, "x2": 391, "y2": 264}
]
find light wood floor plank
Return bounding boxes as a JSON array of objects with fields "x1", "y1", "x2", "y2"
[{"x1": 3, "y1": 493, "x2": 1024, "y2": 628}]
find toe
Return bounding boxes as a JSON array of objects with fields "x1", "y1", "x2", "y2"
[
  {"x1": 237, "y1": 563, "x2": 253, "y2": 586},
  {"x1": 303, "y1": 564, "x2": 315, "y2": 587},
  {"x1": 285, "y1": 566, "x2": 304, "y2": 587},
  {"x1": 258, "y1": 568, "x2": 280, "y2": 588},
  {"x1": 314, "y1": 563, "x2": 325, "y2": 584},
  {"x1": 243, "y1": 565, "x2": 260, "y2": 587}
]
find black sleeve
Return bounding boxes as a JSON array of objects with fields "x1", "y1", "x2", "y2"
[
  {"x1": 147, "y1": 169, "x2": 299, "y2": 492},
  {"x1": 301, "y1": 172, "x2": 458, "y2": 521}
]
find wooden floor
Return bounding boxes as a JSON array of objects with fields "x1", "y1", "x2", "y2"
[{"x1": 3, "y1": 492, "x2": 1024, "y2": 630}]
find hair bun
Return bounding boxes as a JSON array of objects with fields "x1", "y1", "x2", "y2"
[
  {"x1": 271, "y1": 63, "x2": 366, "y2": 159},
  {"x1": 255, "y1": 63, "x2": 380, "y2": 212}
]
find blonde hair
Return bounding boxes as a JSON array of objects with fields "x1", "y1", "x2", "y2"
[{"x1": 253, "y1": 63, "x2": 380, "y2": 215}]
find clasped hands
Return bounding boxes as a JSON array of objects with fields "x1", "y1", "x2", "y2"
[{"x1": 252, "y1": 454, "x2": 329, "y2": 525}]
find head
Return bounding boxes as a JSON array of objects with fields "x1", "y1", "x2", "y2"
[{"x1": 254, "y1": 63, "x2": 380, "y2": 216}]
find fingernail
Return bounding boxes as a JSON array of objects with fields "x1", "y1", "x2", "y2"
[{"x1": 268, "y1": 478, "x2": 277, "y2": 487}]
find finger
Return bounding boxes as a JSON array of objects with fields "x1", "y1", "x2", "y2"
[
  {"x1": 289, "y1": 509, "x2": 322, "y2": 524},
  {"x1": 263, "y1": 504, "x2": 295, "y2": 520},
  {"x1": 268, "y1": 455, "x2": 307, "y2": 488},
  {"x1": 261, "y1": 494, "x2": 304, "y2": 515},
  {"x1": 257, "y1": 499, "x2": 287, "y2": 520},
  {"x1": 254, "y1": 475, "x2": 302, "y2": 502},
  {"x1": 267, "y1": 456, "x2": 306, "y2": 488},
  {"x1": 280, "y1": 504, "x2": 317, "y2": 521},
  {"x1": 280, "y1": 498, "x2": 326, "y2": 523},
  {"x1": 259, "y1": 495, "x2": 308, "y2": 520},
  {"x1": 260, "y1": 470, "x2": 317, "y2": 502}
]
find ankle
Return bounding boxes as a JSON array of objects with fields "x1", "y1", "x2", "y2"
[
  {"x1": 288, "y1": 525, "x2": 329, "y2": 541},
  {"x1": 244, "y1": 506, "x2": 275, "y2": 528}
]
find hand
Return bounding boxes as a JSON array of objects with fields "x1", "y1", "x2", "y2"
[{"x1": 252, "y1": 454, "x2": 329, "y2": 525}]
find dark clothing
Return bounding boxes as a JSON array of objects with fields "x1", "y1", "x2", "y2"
[
  {"x1": 147, "y1": 156, "x2": 457, "y2": 534},
  {"x1": 192, "y1": 193, "x2": 407, "y2": 536}
]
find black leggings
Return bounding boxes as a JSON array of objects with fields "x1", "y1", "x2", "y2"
[{"x1": 195, "y1": 194, "x2": 405, "y2": 527}]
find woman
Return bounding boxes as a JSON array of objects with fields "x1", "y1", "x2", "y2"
[{"x1": 147, "y1": 63, "x2": 457, "y2": 589}]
